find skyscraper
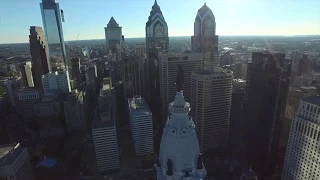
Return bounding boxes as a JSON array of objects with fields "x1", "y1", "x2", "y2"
[
  {"x1": 191, "y1": 67, "x2": 233, "y2": 152},
  {"x1": 282, "y1": 95, "x2": 320, "y2": 180},
  {"x1": 40, "y1": 0, "x2": 68, "y2": 71},
  {"x1": 29, "y1": 26, "x2": 50, "y2": 89},
  {"x1": 85, "y1": 65, "x2": 98, "y2": 91},
  {"x1": 0, "y1": 143, "x2": 35, "y2": 180},
  {"x1": 128, "y1": 96, "x2": 153, "y2": 156},
  {"x1": 42, "y1": 71, "x2": 71, "y2": 95},
  {"x1": 191, "y1": 3, "x2": 219, "y2": 68},
  {"x1": 92, "y1": 105, "x2": 119, "y2": 172},
  {"x1": 159, "y1": 52, "x2": 203, "y2": 124},
  {"x1": 243, "y1": 51, "x2": 290, "y2": 176},
  {"x1": 64, "y1": 90, "x2": 86, "y2": 132},
  {"x1": 16, "y1": 88, "x2": 41, "y2": 122},
  {"x1": 145, "y1": 0, "x2": 169, "y2": 102},
  {"x1": 122, "y1": 55, "x2": 142, "y2": 99},
  {"x1": 4, "y1": 78, "x2": 19, "y2": 107},
  {"x1": 155, "y1": 85, "x2": 206, "y2": 179},
  {"x1": 19, "y1": 61, "x2": 34, "y2": 87}
]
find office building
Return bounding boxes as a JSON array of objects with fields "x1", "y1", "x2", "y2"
[
  {"x1": 229, "y1": 79, "x2": 246, "y2": 157},
  {"x1": 243, "y1": 52, "x2": 290, "y2": 176},
  {"x1": 128, "y1": 96, "x2": 153, "y2": 156},
  {"x1": 40, "y1": 0, "x2": 68, "y2": 71},
  {"x1": 191, "y1": 3, "x2": 219, "y2": 68},
  {"x1": 191, "y1": 67, "x2": 233, "y2": 151},
  {"x1": 298, "y1": 54, "x2": 310, "y2": 76},
  {"x1": 29, "y1": 26, "x2": 50, "y2": 89},
  {"x1": 123, "y1": 55, "x2": 142, "y2": 99},
  {"x1": 34, "y1": 94, "x2": 63, "y2": 138},
  {"x1": 282, "y1": 95, "x2": 320, "y2": 180},
  {"x1": 159, "y1": 52, "x2": 202, "y2": 123},
  {"x1": 92, "y1": 105, "x2": 119, "y2": 172},
  {"x1": 64, "y1": 90, "x2": 86, "y2": 132},
  {"x1": 105, "y1": 17, "x2": 122, "y2": 82},
  {"x1": 71, "y1": 57, "x2": 81, "y2": 84},
  {"x1": 16, "y1": 88, "x2": 40, "y2": 122},
  {"x1": 19, "y1": 61, "x2": 34, "y2": 87},
  {"x1": 0, "y1": 143, "x2": 35, "y2": 180},
  {"x1": 134, "y1": 44, "x2": 146, "y2": 58},
  {"x1": 99, "y1": 78, "x2": 116, "y2": 113},
  {"x1": 290, "y1": 51, "x2": 302, "y2": 83},
  {"x1": 4, "y1": 78, "x2": 19, "y2": 107},
  {"x1": 155, "y1": 87, "x2": 206, "y2": 179},
  {"x1": 145, "y1": 0, "x2": 169, "y2": 102},
  {"x1": 42, "y1": 70, "x2": 71, "y2": 96},
  {"x1": 85, "y1": 65, "x2": 98, "y2": 90}
]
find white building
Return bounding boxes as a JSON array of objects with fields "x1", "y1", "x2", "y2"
[
  {"x1": 191, "y1": 67, "x2": 233, "y2": 151},
  {"x1": 4, "y1": 78, "x2": 19, "y2": 107},
  {"x1": 92, "y1": 105, "x2": 119, "y2": 172},
  {"x1": 159, "y1": 52, "x2": 203, "y2": 122},
  {"x1": 282, "y1": 95, "x2": 320, "y2": 180},
  {"x1": 155, "y1": 90, "x2": 206, "y2": 180},
  {"x1": 42, "y1": 70, "x2": 71, "y2": 95},
  {"x1": 0, "y1": 143, "x2": 35, "y2": 180},
  {"x1": 128, "y1": 96, "x2": 153, "y2": 156}
]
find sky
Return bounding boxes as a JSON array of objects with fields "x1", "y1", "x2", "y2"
[{"x1": 0, "y1": 0, "x2": 319, "y2": 44}]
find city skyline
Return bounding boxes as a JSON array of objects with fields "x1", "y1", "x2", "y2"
[{"x1": 0, "y1": 0, "x2": 319, "y2": 44}]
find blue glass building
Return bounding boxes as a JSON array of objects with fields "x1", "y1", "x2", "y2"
[{"x1": 40, "y1": 0, "x2": 68, "y2": 72}]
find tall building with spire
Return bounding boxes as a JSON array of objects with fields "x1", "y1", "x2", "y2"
[
  {"x1": 145, "y1": 0, "x2": 169, "y2": 104},
  {"x1": 155, "y1": 71, "x2": 206, "y2": 180},
  {"x1": 191, "y1": 3, "x2": 219, "y2": 68}
]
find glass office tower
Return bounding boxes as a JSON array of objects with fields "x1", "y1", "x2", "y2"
[{"x1": 40, "y1": 0, "x2": 68, "y2": 72}]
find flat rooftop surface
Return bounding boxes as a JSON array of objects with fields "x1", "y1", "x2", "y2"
[
  {"x1": 128, "y1": 97, "x2": 151, "y2": 117},
  {"x1": 92, "y1": 105, "x2": 115, "y2": 129},
  {"x1": 304, "y1": 95, "x2": 320, "y2": 106},
  {"x1": 0, "y1": 143, "x2": 23, "y2": 167}
]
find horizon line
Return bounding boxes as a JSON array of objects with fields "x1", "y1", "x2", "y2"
[{"x1": 1, "y1": 34, "x2": 320, "y2": 45}]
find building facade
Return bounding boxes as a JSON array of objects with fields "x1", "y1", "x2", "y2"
[
  {"x1": 282, "y1": 95, "x2": 320, "y2": 180},
  {"x1": 0, "y1": 143, "x2": 35, "y2": 180},
  {"x1": 159, "y1": 52, "x2": 203, "y2": 124},
  {"x1": 40, "y1": 0, "x2": 68, "y2": 71},
  {"x1": 191, "y1": 67, "x2": 233, "y2": 152},
  {"x1": 99, "y1": 77, "x2": 117, "y2": 114},
  {"x1": 64, "y1": 90, "x2": 86, "y2": 132},
  {"x1": 123, "y1": 55, "x2": 142, "y2": 99},
  {"x1": 16, "y1": 88, "x2": 41, "y2": 122},
  {"x1": 85, "y1": 65, "x2": 98, "y2": 91},
  {"x1": 92, "y1": 105, "x2": 119, "y2": 172},
  {"x1": 128, "y1": 96, "x2": 153, "y2": 156},
  {"x1": 243, "y1": 51, "x2": 290, "y2": 176},
  {"x1": 4, "y1": 78, "x2": 19, "y2": 107},
  {"x1": 19, "y1": 61, "x2": 34, "y2": 88},
  {"x1": 42, "y1": 70, "x2": 71, "y2": 95},
  {"x1": 29, "y1": 26, "x2": 50, "y2": 89},
  {"x1": 191, "y1": 3, "x2": 219, "y2": 68}
]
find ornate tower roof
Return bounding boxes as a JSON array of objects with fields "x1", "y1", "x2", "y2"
[{"x1": 197, "y1": 2, "x2": 215, "y2": 20}]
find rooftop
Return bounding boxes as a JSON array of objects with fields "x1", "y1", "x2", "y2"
[
  {"x1": 128, "y1": 96, "x2": 151, "y2": 116},
  {"x1": 0, "y1": 143, "x2": 24, "y2": 167},
  {"x1": 92, "y1": 105, "x2": 115, "y2": 129},
  {"x1": 303, "y1": 95, "x2": 320, "y2": 106},
  {"x1": 193, "y1": 67, "x2": 233, "y2": 75}
]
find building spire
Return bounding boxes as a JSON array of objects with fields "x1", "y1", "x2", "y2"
[{"x1": 154, "y1": 0, "x2": 158, "y2": 5}]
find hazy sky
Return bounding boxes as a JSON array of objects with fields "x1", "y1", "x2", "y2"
[{"x1": 0, "y1": 0, "x2": 319, "y2": 44}]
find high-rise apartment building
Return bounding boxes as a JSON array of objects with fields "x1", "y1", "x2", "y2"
[
  {"x1": 128, "y1": 96, "x2": 153, "y2": 156},
  {"x1": 282, "y1": 95, "x2": 320, "y2": 180},
  {"x1": 243, "y1": 51, "x2": 290, "y2": 176},
  {"x1": 191, "y1": 3, "x2": 219, "y2": 68},
  {"x1": 29, "y1": 26, "x2": 50, "y2": 89},
  {"x1": 4, "y1": 78, "x2": 19, "y2": 107},
  {"x1": 16, "y1": 88, "x2": 41, "y2": 122},
  {"x1": 34, "y1": 94, "x2": 63, "y2": 138},
  {"x1": 123, "y1": 55, "x2": 142, "y2": 99},
  {"x1": 159, "y1": 52, "x2": 203, "y2": 123},
  {"x1": 40, "y1": 0, "x2": 68, "y2": 71},
  {"x1": 64, "y1": 90, "x2": 86, "y2": 132},
  {"x1": 42, "y1": 70, "x2": 71, "y2": 95},
  {"x1": 0, "y1": 143, "x2": 35, "y2": 180},
  {"x1": 145, "y1": 0, "x2": 169, "y2": 102},
  {"x1": 92, "y1": 105, "x2": 119, "y2": 172},
  {"x1": 19, "y1": 61, "x2": 34, "y2": 87},
  {"x1": 191, "y1": 67, "x2": 233, "y2": 152}
]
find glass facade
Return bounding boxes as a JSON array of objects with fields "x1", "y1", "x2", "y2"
[{"x1": 40, "y1": 0, "x2": 68, "y2": 72}]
